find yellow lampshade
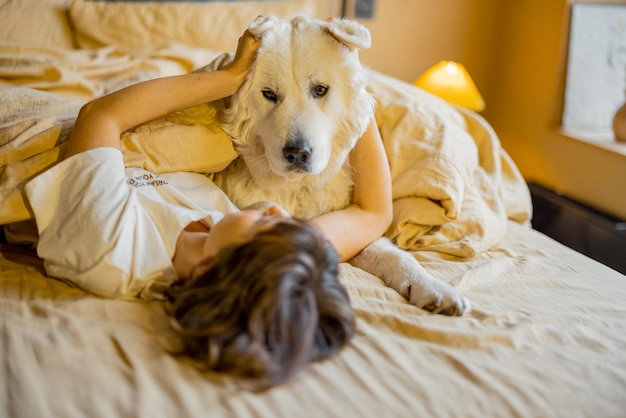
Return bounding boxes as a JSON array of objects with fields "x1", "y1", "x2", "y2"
[{"x1": 414, "y1": 60, "x2": 485, "y2": 112}]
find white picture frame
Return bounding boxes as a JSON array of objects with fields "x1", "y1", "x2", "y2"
[{"x1": 562, "y1": 3, "x2": 626, "y2": 131}]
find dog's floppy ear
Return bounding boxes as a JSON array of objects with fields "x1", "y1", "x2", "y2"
[
  {"x1": 323, "y1": 18, "x2": 371, "y2": 50},
  {"x1": 248, "y1": 15, "x2": 278, "y2": 38}
]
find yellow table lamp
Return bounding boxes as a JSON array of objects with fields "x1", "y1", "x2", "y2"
[{"x1": 414, "y1": 60, "x2": 485, "y2": 112}]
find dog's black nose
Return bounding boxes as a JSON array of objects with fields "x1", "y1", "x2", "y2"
[{"x1": 283, "y1": 142, "x2": 312, "y2": 166}]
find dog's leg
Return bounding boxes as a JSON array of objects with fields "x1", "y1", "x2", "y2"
[{"x1": 349, "y1": 238, "x2": 471, "y2": 316}]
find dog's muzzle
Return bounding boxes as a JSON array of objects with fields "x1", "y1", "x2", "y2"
[{"x1": 282, "y1": 140, "x2": 312, "y2": 171}]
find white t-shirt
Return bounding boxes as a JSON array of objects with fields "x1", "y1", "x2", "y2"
[{"x1": 25, "y1": 147, "x2": 239, "y2": 300}]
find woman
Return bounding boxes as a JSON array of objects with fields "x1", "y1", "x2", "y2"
[{"x1": 24, "y1": 26, "x2": 391, "y2": 389}]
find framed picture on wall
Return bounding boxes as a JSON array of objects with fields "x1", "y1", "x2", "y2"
[{"x1": 562, "y1": 3, "x2": 626, "y2": 131}]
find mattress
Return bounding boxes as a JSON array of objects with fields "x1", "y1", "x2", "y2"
[{"x1": 2, "y1": 222, "x2": 626, "y2": 417}]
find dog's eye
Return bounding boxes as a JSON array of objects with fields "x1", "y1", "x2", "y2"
[
  {"x1": 262, "y1": 89, "x2": 278, "y2": 102},
  {"x1": 313, "y1": 84, "x2": 329, "y2": 98}
]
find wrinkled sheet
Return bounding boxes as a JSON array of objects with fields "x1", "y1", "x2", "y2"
[{"x1": 2, "y1": 222, "x2": 626, "y2": 418}]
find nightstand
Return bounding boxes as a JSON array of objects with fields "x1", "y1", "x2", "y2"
[{"x1": 528, "y1": 182, "x2": 626, "y2": 274}]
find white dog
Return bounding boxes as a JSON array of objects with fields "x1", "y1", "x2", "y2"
[{"x1": 214, "y1": 14, "x2": 471, "y2": 315}]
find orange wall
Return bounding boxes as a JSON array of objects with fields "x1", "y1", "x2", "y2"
[
  {"x1": 482, "y1": 0, "x2": 626, "y2": 221},
  {"x1": 352, "y1": 0, "x2": 501, "y2": 92},
  {"x1": 353, "y1": 0, "x2": 626, "y2": 221}
]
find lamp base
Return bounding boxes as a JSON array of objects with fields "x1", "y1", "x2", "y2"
[{"x1": 613, "y1": 102, "x2": 626, "y2": 143}]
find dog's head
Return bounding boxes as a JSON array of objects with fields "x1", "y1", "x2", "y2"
[{"x1": 223, "y1": 14, "x2": 375, "y2": 183}]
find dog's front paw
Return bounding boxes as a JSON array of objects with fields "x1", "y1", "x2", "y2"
[
  {"x1": 404, "y1": 280, "x2": 471, "y2": 316},
  {"x1": 349, "y1": 237, "x2": 472, "y2": 316}
]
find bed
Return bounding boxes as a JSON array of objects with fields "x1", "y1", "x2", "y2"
[{"x1": 2, "y1": 1, "x2": 626, "y2": 417}]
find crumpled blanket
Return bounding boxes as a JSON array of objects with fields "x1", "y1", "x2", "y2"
[
  {"x1": 369, "y1": 71, "x2": 531, "y2": 257},
  {"x1": 0, "y1": 88, "x2": 79, "y2": 225},
  {"x1": 0, "y1": 45, "x2": 532, "y2": 256}
]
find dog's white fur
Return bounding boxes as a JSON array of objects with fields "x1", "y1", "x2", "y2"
[{"x1": 214, "y1": 14, "x2": 471, "y2": 315}]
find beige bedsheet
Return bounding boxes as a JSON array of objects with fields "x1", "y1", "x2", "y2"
[{"x1": 2, "y1": 222, "x2": 626, "y2": 417}]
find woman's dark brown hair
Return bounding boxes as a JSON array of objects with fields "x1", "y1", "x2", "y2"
[{"x1": 165, "y1": 218, "x2": 355, "y2": 390}]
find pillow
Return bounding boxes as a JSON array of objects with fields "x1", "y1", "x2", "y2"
[
  {"x1": 68, "y1": 0, "x2": 341, "y2": 51},
  {"x1": 121, "y1": 102, "x2": 237, "y2": 174},
  {"x1": 0, "y1": 0, "x2": 75, "y2": 49}
]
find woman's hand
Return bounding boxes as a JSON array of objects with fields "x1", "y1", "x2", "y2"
[{"x1": 226, "y1": 29, "x2": 261, "y2": 82}]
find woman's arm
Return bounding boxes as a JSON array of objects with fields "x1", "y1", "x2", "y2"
[
  {"x1": 65, "y1": 30, "x2": 259, "y2": 159},
  {"x1": 310, "y1": 117, "x2": 393, "y2": 262}
]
